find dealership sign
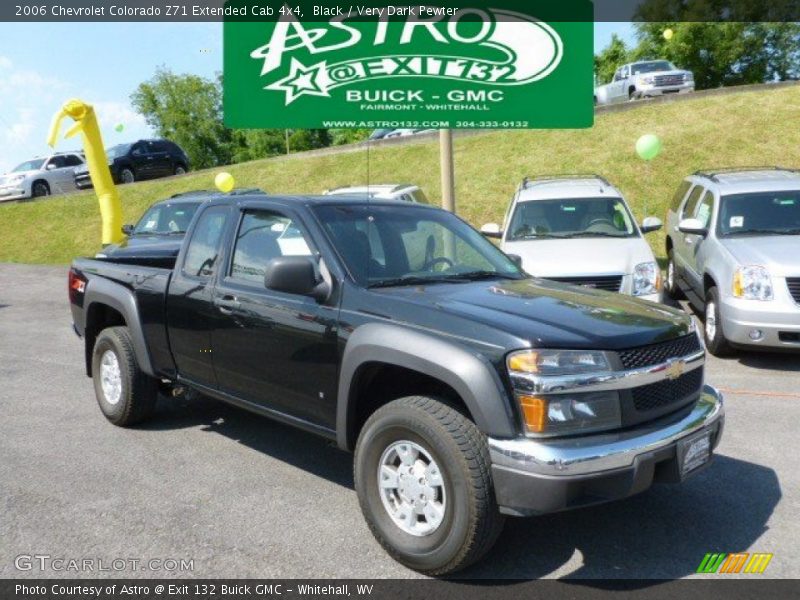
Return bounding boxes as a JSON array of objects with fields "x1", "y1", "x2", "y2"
[{"x1": 224, "y1": 2, "x2": 593, "y2": 128}]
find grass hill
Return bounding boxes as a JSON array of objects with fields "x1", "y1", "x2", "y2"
[{"x1": 2, "y1": 84, "x2": 800, "y2": 264}]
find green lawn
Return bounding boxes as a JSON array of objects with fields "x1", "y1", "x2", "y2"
[{"x1": 2, "y1": 85, "x2": 800, "y2": 264}]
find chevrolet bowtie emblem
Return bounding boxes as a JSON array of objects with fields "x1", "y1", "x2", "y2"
[{"x1": 665, "y1": 359, "x2": 686, "y2": 380}]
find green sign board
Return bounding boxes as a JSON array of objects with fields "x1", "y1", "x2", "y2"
[{"x1": 224, "y1": 2, "x2": 593, "y2": 129}]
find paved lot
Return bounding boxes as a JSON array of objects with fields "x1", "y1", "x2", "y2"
[{"x1": 1, "y1": 263, "x2": 797, "y2": 580}]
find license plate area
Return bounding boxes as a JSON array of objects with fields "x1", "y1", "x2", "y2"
[{"x1": 677, "y1": 430, "x2": 712, "y2": 478}]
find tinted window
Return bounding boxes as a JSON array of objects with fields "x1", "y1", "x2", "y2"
[
  {"x1": 230, "y1": 211, "x2": 313, "y2": 285},
  {"x1": 183, "y1": 206, "x2": 229, "y2": 279},
  {"x1": 131, "y1": 144, "x2": 146, "y2": 156},
  {"x1": 48, "y1": 156, "x2": 66, "y2": 169},
  {"x1": 151, "y1": 141, "x2": 169, "y2": 152},
  {"x1": 507, "y1": 197, "x2": 636, "y2": 240},
  {"x1": 681, "y1": 186, "x2": 704, "y2": 219},
  {"x1": 718, "y1": 191, "x2": 800, "y2": 236},
  {"x1": 63, "y1": 154, "x2": 83, "y2": 167},
  {"x1": 107, "y1": 144, "x2": 131, "y2": 159},
  {"x1": 670, "y1": 180, "x2": 692, "y2": 211},
  {"x1": 134, "y1": 202, "x2": 201, "y2": 235}
]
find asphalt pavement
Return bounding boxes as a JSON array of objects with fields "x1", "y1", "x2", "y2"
[{"x1": 1, "y1": 263, "x2": 797, "y2": 580}]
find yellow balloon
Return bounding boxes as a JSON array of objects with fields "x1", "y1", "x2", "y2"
[
  {"x1": 663, "y1": 28, "x2": 674, "y2": 41},
  {"x1": 215, "y1": 172, "x2": 235, "y2": 193}
]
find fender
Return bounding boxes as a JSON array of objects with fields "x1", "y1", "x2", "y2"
[
  {"x1": 83, "y1": 276, "x2": 155, "y2": 377},
  {"x1": 336, "y1": 323, "x2": 517, "y2": 450}
]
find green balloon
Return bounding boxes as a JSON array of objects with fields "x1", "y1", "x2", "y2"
[
  {"x1": 115, "y1": 123, "x2": 124, "y2": 133},
  {"x1": 636, "y1": 134, "x2": 662, "y2": 161}
]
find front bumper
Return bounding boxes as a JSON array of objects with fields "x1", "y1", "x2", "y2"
[
  {"x1": 489, "y1": 385, "x2": 724, "y2": 516},
  {"x1": 0, "y1": 186, "x2": 29, "y2": 201},
  {"x1": 720, "y1": 292, "x2": 800, "y2": 350},
  {"x1": 638, "y1": 83, "x2": 695, "y2": 97}
]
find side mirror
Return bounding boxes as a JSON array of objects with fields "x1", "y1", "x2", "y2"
[
  {"x1": 121, "y1": 224, "x2": 134, "y2": 235},
  {"x1": 640, "y1": 216, "x2": 663, "y2": 234},
  {"x1": 678, "y1": 218, "x2": 708, "y2": 236},
  {"x1": 46, "y1": 163, "x2": 57, "y2": 170},
  {"x1": 265, "y1": 256, "x2": 329, "y2": 302},
  {"x1": 506, "y1": 254, "x2": 523, "y2": 268},
  {"x1": 480, "y1": 223, "x2": 503, "y2": 239}
]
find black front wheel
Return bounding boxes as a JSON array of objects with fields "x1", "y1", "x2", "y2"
[
  {"x1": 32, "y1": 181, "x2": 50, "y2": 197},
  {"x1": 120, "y1": 168, "x2": 135, "y2": 184},
  {"x1": 354, "y1": 396, "x2": 504, "y2": 575}
]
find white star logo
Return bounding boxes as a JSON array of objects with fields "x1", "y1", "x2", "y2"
[{"x1": 265, "y1": 59, "x2": 330, "y2": 105}]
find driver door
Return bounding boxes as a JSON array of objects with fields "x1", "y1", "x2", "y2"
[
  {"x1": 44, "y1": 155, "x2": 73, "y2": 194},
  {"x1": 683, "y1": 191, "x2": 715, "y2": 295}
]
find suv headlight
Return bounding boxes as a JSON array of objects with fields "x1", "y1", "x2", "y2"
[
  {"x1": 633, "y1": 262, "x2": 661, "y2": 296},
  {"x1": 7, "y1": 174, "x2": 25, "y2": 184},
  {"x1": 733, "y1": 265, "x2": 773, "y2": 300},
  {"x1": 507, "y1": 350, "x2": 622, "y2": 436}
]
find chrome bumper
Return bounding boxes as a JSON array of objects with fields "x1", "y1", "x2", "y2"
[{"x1": 489, "y1": 385, "x2": 723, "y2": 478}]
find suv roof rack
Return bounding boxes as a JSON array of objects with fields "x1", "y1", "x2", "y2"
[
  {"x1": 521, "y1": 174, "x2": 612, "y2": 188},
  {"x1": 693, "y1": 166, "x2": 798, "y2": 182}
]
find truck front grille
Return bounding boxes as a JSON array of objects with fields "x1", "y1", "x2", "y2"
[
  {"x1": 786, "y1": 277, "x2": 800, "y2": 303},
  {"x1": 631, "y1": 368, "x2": 704, "y2": 412},
  {"x1": 618, "y1": 333, "x2": 703, "y2": 370},
  {"x1": 654, "y1": 74, "x2": 685, "y2": 87},
  {"x1": 548, "y1": 275, "x2": 623, "y2": 292}
]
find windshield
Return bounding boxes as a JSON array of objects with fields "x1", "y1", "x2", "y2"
[
  {"x1": 719, "y1": 191, "x2": 800, "y2": 236},
  {"x1": 507, "y1": 197, "x2": 637, "y2": 240},
  {"x1": 313, "y1": 204, "x2": 524, "y2": 287},
  {"x1": 12, "y1": 158, "x2": 45, "y2": 172},
  {"x1": 133, "y1": 202, "x2": 201, "y2": 235},
  {"x1": 631, "y1": 61, "x2": 676, "y2": 74},
  {"x1": 107, "y1": 144, "x2": 132, "y2": 160}
]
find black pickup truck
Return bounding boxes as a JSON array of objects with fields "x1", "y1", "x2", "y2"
[{"x1": 69, "y1": 192, "x2": 724, "y2": 575}]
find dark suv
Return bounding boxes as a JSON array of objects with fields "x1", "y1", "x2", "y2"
[{"x1": 74, "y1": 139, "x2": 190, "y2": 189}]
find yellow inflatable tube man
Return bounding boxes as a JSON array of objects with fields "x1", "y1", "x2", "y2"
[{"x1": 47, "y1": 99, "x2": 123, "y2": 245}]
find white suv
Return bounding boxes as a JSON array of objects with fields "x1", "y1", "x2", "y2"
[
  {"x1": 323, "y1": 183, "x2": 429, "y2": 204},
  {"x1": 482, "y1": 175, "x2": 664, "y2": 302},
  {"x1": 0, "y1": 151, "x2": 85, "y2": 201}
]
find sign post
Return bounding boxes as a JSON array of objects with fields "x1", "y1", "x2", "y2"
[{"x1": 439, "y1": 129, "x2": 455, "y2": 213}]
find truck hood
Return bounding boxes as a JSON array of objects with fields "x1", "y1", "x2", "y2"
[
  {"x1": 721, "y1": 236, "x2": 800, "y2": 276},
  {"x1": 503, "y1": 237, "x2": 656, "y2": 277},
  {"x1": 377, "y1": 277, "x2": 692, "y2": 350}
]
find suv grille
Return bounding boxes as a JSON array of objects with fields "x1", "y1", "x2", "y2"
[
  {"x1": 787, "y1": 278, "x2": 800, "y2": 304},
  {"x1": 549, "y1": 275, "x2": 622, "y2": 292},
  {"x1": 654, "y1": 74, "x2": 685, "y2": 87},
  {"x1": 632, "y1": 368, "x2": 703, "y2": 412},
  {"x1": 618, "y1": 334, "x2": 703, "y2": 370}
]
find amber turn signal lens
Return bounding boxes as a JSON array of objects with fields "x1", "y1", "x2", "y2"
[{"x1": 518, "y1": 395, "x2": 547, "y2": 433}]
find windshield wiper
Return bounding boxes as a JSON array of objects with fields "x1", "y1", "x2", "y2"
[
  {"x1": 444, "y1": 270, "x2": 521, "y2": 281},
  {"x1": 565, "y1": 231, "x2": 628, "y2": 238},
  {"x1": 729, "y1": 228, "x2": 800, "y2": 236},
  {"x1": 368, "y1": 275, "x2": 469, "y2": 288},
  {"x1": 513, "y1": 233, "x2": 567, "y2": 240}
]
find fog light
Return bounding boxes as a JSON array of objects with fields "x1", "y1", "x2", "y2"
[{"x1": 749, "y1": 329, "x2": 764, "y2": 341}]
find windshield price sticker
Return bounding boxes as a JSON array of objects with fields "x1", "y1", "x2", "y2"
[{"x1": 224, "y1": 1, "x2": 593, "y2": 129}]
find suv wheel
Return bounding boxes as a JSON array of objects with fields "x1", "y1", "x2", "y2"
[
  {"x1": 32, "y1": 181, "x2": 50, "y2": 198},
  {"x1": 354, "y1": 396, "x2": 504, "y2": 575},
  {"x1": 704, "y1": 287, "x2": 733, "y2": 356},
  {"x1": 174, "y1": 164, "x2": 187, "y2": 176},
  {"x1": 120, "y1": 168, "x2": 135, "y2": 184},
  {"x1": 92, "y1": 326, "x2": 158, "y2": 426},
  {"x1": 665, "y1": 249, "x2": 683, "y2": 299}
]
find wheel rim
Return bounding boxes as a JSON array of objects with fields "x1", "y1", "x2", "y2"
[
  {"x1": 175, "y1": 166, "x2": 186, "y2": 175},
  {"x1": 122, "y1": 170, "x2": 134, "y2": 183},
  {"x1": 34, "y1": 184, "x2": 48, "y2": 196},
  {"x1": 100, "y1": 350, "x2": 123, "y2": 405},
  {"x1": 378, "y1": 440, "x2": 446, "y2": 537},
  {"x1": 706, "y1": 301, "x2": 717, "y2": 341}
]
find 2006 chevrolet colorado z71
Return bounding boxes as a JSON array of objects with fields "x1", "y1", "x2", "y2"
[{"x1": 69, "y1": 192, "x2": 724, "y2": 575}]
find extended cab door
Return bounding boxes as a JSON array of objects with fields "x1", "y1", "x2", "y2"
[
  {"x1": 210, "y1": 206, "x2": 340, "y2": 429},
  {"x1": 166, "y1": 204, "x2": 233, "y2": 387}
]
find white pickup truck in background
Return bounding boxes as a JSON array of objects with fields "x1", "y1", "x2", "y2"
[{"x1": 595, "y1": 60, "x2": 695, "y2": 105}]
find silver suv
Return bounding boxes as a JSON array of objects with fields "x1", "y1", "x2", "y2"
[
  {"x1": 665, "y1": 167, "x2": 800, "y2": 355},
  {"x1": 482, "y1": 175, "x2": 664, "y2": 302},
  {"x1": 0, "y1": 151, "x2": 85, "y2": 201}
]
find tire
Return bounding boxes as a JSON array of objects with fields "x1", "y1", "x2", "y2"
[
  {"x1": 174, "y1": 164, "x2": 187, "y2": 176},
  {"x1": 703, "y1": 287, "x2": 733, "y2": 357},
  {"x1": 91, "y1": 326, "x2": 158, "y2": 426},
  {"x1": 120, "y1": 168, "x2": 135, "y2": 184},
  {"x1": 354, "y1": 396, "x2": 504, "y2": 575},
  {"x1": 32, "y1": 180, "x2": 50, "y2": 197},
  {"x1": 665, "y1": 249, "x2": 684, "y2": 299}
]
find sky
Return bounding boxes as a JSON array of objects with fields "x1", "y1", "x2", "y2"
[{"x1": 0, "y1": 22, "x2": 635, "y2": 174}]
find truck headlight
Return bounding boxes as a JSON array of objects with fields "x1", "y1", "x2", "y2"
[
  {"x1": 685, "y1": 72, "x2": 694, "y2": 81},
  {"x1": 507, "y1": 349, "x2": 609, "y2": 376},
  {"x1": 639, "y1": 75, "x2": 654, "y2": 84},
  {"x1": 733, "y1": 266, "x2": 773, "y2": 300},
  {"x1": 7, "y1": 174, "x2": 25, "y2": 184},
  {"x1": 633, "y1": 262, "x2": 661, "y2": 296},
  {"x1": 517, "y1": 392, "x2": 622, "y2": 435}
]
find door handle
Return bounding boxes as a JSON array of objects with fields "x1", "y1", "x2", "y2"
[{"x1": 215, "y1": 295, "x2": 240, "y2": 314}]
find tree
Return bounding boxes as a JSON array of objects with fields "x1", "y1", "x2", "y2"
[
  {"x1": 330, "y1": 129, "x2": 372, "y2": 146},
  {"x1": 594, "y1": 34, "x2": 631, "y2": 85},
  {"x1": 131, "y1": 68, "x2": 231, "y2": 169}
]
